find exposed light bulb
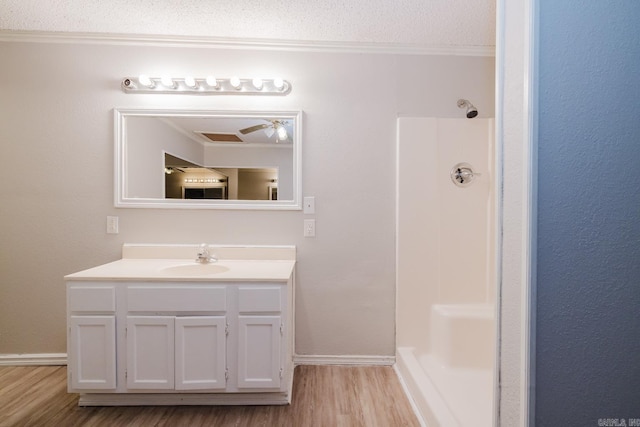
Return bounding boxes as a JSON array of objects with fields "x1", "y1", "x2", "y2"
[
  {"x1": 276, "y1": 125, "x2": 288, "y2": 141},
  {"x1": 230, "y1": 76, "x2": 242, "y2": 89},
  {"x1": 184, "y1": 76, "x2": 197, "y2": 88},
  {"x1": 138, "y1": 74, "x2": 153, "y2": 88},
  {"x1": 273, "y1": 78, "x2": 285, "y2": 90},
  {"x1": 206, "y1": 76, "x2": 218, "y2": 88},
  {"x1": 252, "y1": 78, "x2": 263, "y2": 90},
  {"x1": 161, "y1": 76, "x2": 175, "y2": 88}
]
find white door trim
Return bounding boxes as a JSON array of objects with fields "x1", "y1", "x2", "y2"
[{"x1": 496, "y1": 0, "x2": 537, "y2": 425}]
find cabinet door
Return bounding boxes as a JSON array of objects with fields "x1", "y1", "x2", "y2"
[
  {"x1": 69, "y1": 316, "x2": 116, "y2": 390},
  {"x1": 126, "y1": 316, "x2": 174, "y2": 389},
  {"x1": 175, "y1": 316, "x2": 227, "y2": 390},
  {"x1": 237, "y1": 316, "x2": 281, "y2": 389}
]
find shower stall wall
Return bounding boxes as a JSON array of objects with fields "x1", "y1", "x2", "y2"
[{"x1": 395, "y1": 117, "x2": 496, "y2": 427}]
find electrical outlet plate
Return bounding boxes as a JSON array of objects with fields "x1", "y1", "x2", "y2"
[
  {"x1": 304, "y1": 219, "x2": 315, "y2": 237},
  {"x1": 107, "y1": 216, "x2": 119, "y2": 234}
]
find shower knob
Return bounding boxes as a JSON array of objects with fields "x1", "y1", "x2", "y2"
[{"x1": 451, "y1": 163, "x2": 480, "y2": 187}]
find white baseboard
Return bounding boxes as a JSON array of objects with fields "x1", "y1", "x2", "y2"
[
  {"x1": 294, "y1": 354, "x2": 395, "y2": 366},
  {"x1": 0, "y1": 353, "x2": 67, "y2": 366},
  {"x1": 78, "y1": 391, "x2": 291, "y2": 406},
  {"x1": 0, "y1": 353, "x2": 394, "y2": 367}
]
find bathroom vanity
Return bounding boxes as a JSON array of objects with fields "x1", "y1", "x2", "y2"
[{"x1": 64, "y1": 244, "x2": 295, "y2": 406}]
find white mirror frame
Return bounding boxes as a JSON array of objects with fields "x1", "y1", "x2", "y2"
[{"x1": 114, "y1": 108, "x2": 302, "y2": 210}]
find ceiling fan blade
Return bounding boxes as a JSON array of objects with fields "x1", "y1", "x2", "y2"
[{"x1": 239, "y1": 123, "x2": 270, "y2": 134}]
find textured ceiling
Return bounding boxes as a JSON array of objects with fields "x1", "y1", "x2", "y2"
[{"x1": 0, "y1": 0, "x2": 495, "y2": 48}]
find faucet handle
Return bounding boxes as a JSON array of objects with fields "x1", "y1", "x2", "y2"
[{"x1": 196, "y1": 243, "x2": 217, "y2": 263}]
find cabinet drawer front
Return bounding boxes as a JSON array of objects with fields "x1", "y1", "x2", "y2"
[
  {"x1": 68, "y1": 286, "x2": 116, "y2": 313},
  {"x1": 238, "y1": 287, "x2": 282, "y2": 313},
  {"x1": 127, "y1": 286, "x2": 227, "y2": 312}
]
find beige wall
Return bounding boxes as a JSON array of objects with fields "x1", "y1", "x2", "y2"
[
  {"x1": 0, "y1": 37, "x2": 494, "y2": 357},
  {"x1": 127, "y1": 116, "x2": 204, "y2": 198},
  {"x1": 237, "y1": 169, "x2": 276, "y2": 201},
  {"x1": 204, "y1": 146, "x2": 293, "y2": 200}
]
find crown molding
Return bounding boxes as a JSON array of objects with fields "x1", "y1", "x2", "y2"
[{"x1": 0, "y1": 30, "x2": 495, "y2": 57}]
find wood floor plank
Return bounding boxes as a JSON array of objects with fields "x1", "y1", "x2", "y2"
[{"x1": 0, "y1": 365, "x2": 419, "y2": 427}]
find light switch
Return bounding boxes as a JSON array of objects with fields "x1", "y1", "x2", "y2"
[
  {"x1": 304, "y1": 219, "x2": 316, "y2": 237},
  {"x1": 303, "y1": 196, "x2": 315, "y2": 214},
  {"x1": 107, "y1": 216, "x2": 119, "y2": 234}
]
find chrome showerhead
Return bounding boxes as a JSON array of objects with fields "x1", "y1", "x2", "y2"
[{"x1": 457, "y1": 99, "x2": 478, "y2": 119}]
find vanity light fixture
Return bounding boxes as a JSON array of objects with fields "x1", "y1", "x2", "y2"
[
  {"x1": 184, "y1": 76, "x2": 197, "y2": 88},
  {"x1": 230, "y1": 76, "x2": 242, "y2": 90},
  {"x1": 160, "y1": 76, "x2": 175, "y2": 88},
  {"x1": 122, "y1": 75, "x2": 291, "y2": 95},
  {"x1": 252, "y1": 78, "x2": 264, "y2": 90},
  {"x1": 138, "y1": 74, "x2": 154, "y2": 88},
  {"x1": 184, "y1": 178, "x2": 227, "y2": 184},
  {"x1": 205, "y1": 76, "x2": 219, "y2": 88}
]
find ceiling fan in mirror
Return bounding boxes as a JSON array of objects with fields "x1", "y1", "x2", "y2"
[{"x1": 239, "y1": 120, "x2": 290, "y2": 142}]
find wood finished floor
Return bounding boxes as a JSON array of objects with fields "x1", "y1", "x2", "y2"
[{"x1": 0, "y1": 365, "x2": 419, "y2": 427}]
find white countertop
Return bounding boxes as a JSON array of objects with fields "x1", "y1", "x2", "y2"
[
  {"x1": 65, "y1": 244, "x2": 296, "y2": 282},
  {"x1": 65, "y1": 259, "x2": 295, "y2": 282}
]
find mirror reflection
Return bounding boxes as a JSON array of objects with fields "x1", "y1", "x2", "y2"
[
  {"x1": 164, "y1": 154, "x2": 279, "y2": 201},
  {"x1": 115, "y1": 109, "x2": 302, "y2": 209}
]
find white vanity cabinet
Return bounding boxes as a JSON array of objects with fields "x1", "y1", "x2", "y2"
[
  {"x1": 65, "y1": 244, "x2": 296, "y2": 406},
  {"x1": 67, "y1": 285, "x2": 117, "y2": 390},
  {"x1": 236, "y1": 286, "x2": 285, "y2": 389},
  {"x1": 125, "y1": 315, "x2": 228, "y2": 390},
  {"x1": 66, "y1": 279, "x2": 293, "y2": 406},
  {"x1": 124, "y1": 285, "x2": 228, "y2": 391}
]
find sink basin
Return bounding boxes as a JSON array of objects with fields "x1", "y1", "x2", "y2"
[{"x1": 160, "y1": 263, "x2": 230, "y2": 276}]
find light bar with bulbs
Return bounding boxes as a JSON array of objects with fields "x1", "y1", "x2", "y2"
[{"x1": 121, "y1": 75, "x2": 291, "y2": 95}]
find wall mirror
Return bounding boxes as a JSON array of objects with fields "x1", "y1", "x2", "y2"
[{"x1": 114, "y1": 108, "x2": 302, "y2": 209}]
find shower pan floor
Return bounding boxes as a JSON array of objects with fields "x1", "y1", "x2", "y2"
[
  {"x1": 396, "y1": 347, "x2": 493, "y2": 427},
  {"x1": 418, "y1": 353, "x2": 493, "y2": 427}
]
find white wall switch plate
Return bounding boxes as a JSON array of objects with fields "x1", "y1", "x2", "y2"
[
  {"x1": 304, "y1": 219, "x2": 316, "y2": 237},
  {"x1": 303, "y1": 196, "x2": 315, "y2": 214},
  {"x1": 107, "y1": 216, "x2": 119, "y2": 234}
]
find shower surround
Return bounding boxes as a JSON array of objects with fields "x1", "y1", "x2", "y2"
[{"x1": 395, "y1": 117, "x2": 496, "y2": 427}]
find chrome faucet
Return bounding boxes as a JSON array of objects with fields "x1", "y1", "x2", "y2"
[{"x1": 196, "y1": 243, "x2": 217, "y2": 264}]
